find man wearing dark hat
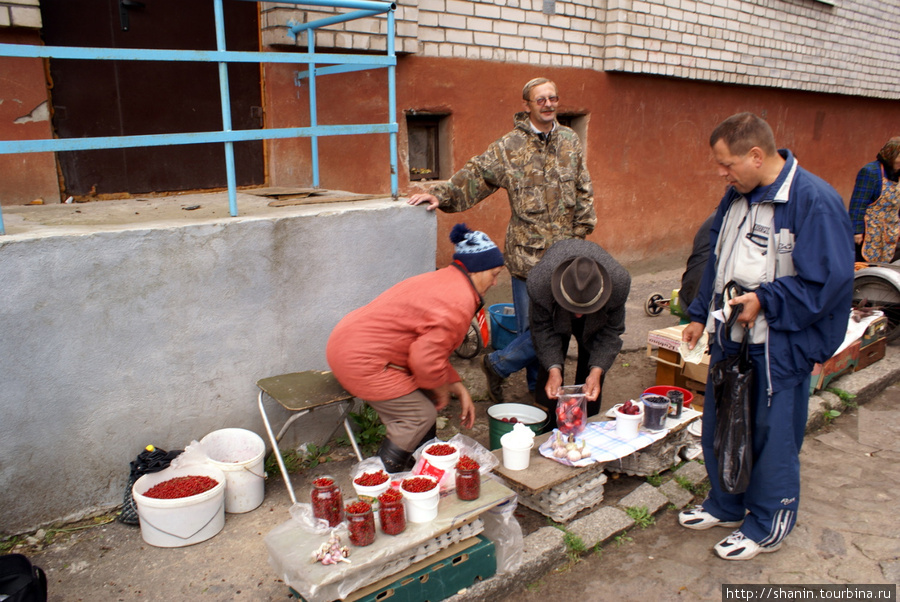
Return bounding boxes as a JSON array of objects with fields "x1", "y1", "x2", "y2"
[
  {"x1": 326, "y1": 224, "x2": 505, "y2": 472},
  {"x1": 527, "y1": 239, "x2": 631, "y2": 426}
]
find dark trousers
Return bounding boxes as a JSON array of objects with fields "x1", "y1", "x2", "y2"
[{"x1": 534, "y1": 317, "x2": 604, "y2": 430}]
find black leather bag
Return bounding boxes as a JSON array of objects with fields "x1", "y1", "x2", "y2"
[{"x1": 0, "y1": 554, "x2": 47, "y2": 602}]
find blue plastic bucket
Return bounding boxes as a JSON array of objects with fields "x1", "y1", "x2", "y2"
[{"x1": 488, "y1": 303, "x2": 517, "y2": 350}]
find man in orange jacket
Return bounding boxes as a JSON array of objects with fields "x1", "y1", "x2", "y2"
[{"x1": 327, "y1": 224, "x2": 505, "y2": 472}]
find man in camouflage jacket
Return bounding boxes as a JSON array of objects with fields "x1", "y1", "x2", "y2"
[{"x1": 408, "y1": 78, "x2": 596, "y2": 402}]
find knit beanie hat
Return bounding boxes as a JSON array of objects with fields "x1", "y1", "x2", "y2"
[{"x1": 450, "y1": 223, "x2": 504, "y2": 273}]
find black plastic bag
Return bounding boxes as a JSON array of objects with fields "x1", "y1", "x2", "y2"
[
  {"x1": 118, "y1": 445, "x2": 183, "y2": 525},
  {"x1": 710, "y1": 329, "x2": 753, "y2": 495},
  {"x1": 0, "y1": 553, "x2": 47, "y2": 602}
]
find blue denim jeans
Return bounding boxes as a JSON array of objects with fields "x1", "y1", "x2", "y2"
[{"x1": 487, "y1": 276, "x2": 538, "y2": 391}]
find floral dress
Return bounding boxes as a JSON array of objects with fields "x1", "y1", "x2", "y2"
[{"x1": 862, "y1": 166, "x2": 900, "y2": 263}]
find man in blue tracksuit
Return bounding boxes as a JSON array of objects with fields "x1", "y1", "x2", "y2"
[{"x1": 680, "y1": 112, "x2": 854, "y2": 560}]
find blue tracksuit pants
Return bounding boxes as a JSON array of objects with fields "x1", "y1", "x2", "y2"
[{"x1": 699, "y1": 341, "x2": 810, "y2": 547}]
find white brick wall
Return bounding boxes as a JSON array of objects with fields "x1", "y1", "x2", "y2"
[
  {"x1": 258, "y1": 0, "x2": 899, "y2": 99},
  {"x1": 0, "y1": 0, "x2": 42, "y2": 29}
]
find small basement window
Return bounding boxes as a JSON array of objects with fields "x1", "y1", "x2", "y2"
[
  {"x1": 557, "y1": 113, "x2": 587, "y2": 146},
  {"x1": 407, "y1": 113, "x2": 448, "y2": 181}
]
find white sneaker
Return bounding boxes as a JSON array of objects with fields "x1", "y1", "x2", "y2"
[
  {"x1": 678, "y1": 505, "x2": 743, "y2": 530},
  {"x1": 714, "y1": 530, "x2": 783, "y2": 560}
]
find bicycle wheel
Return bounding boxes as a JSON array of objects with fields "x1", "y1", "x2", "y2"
[
  {"x1": 454, "y1": 319, "x2": 483, "y2": 359},
  {"x1": 853, "y1": 275, "x2": 900, "y2": 342}
]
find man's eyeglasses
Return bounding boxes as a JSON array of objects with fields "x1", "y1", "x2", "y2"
[{"x1": 531, "y1": 96, "x2": 559, "y2": 106}]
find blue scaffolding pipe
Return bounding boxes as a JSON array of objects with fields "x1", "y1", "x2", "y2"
[{"x1": 0, "y1": 0, "x2": 399, "y2": 235}]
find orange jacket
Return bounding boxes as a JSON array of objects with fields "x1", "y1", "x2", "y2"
[{"x1": 326, "y1": 265, "x2": 479, "y2": 401}]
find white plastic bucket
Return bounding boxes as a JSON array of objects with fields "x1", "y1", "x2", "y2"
[
  {"x1": 500, "y1": 432, "x2": 533, "y2": 471},
  {"x1": 614, "y1": 407, "x2": 643, "y2": 440},
  {"x1": 400, "y1": 476, "x2": 440, "y2": 523},
  {"x1": 132, "y1": 464, "x2": 226, "y2": 548},
  {"x1": 200, "y1": 428, "x2": 266, "y2": 513},
  {"x1": 421, "y1": 442, "x2": 460, "y2": 473},
  {"x1": 352, "y1": 471, "x2": 391, "y2": 506}
]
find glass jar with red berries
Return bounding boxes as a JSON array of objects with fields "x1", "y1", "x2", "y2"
[
  {"x1": 345, "y1": 500, "x2": 376, "y2": 546},
  {"x1": 455, "y1": 455, "x2": 481, "y2": 501},
  {"x1": 310, "y1": 476, "x2": 344, "y2": 527},
  {"x1": 377, "y1": 489, "x2": 406, "y2": 535}
]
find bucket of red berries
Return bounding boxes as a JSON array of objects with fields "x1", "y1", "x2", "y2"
[
  {"x1": 421, "y1": 442, "x2": 460, "y2": 472},
  {"x1": 132, "y1": 464, "x2": 227, "y2": 548},
  {"x1": 400, "y1": 475, "x2": 440, "y2": 523},
  {"x1": 352, "y1": 469, "x2": 390, "y2": 506}
]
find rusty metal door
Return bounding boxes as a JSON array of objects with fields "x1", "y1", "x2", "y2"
[{"x1": 40, "y1": 0, "x2": 264, "y2": 196}]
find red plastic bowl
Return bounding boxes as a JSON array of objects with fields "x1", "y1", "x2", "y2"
[{"x1": 642, "y1": 385, "x2": 693, "y2": 408}]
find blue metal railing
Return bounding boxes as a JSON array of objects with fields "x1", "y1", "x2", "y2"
[{"x1": 0, "y1": 0, "x2": 399, "y2": 235}]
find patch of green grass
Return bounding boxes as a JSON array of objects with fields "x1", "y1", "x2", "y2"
[
  {"x1": 826, "y1": 387, "x2": 858, "y2": 409},
  {"x1": 525, "y1": 580, "x2": 544, "y2": 592},
  {"x1": 613, "y1": 531, "x2": 633, "y2": 547},
  {"x1": 676, "y1": 475, "x2": 710, "y2": 497},
  {"x1": 823, "y1": 409, "x2": 841, "y2": 425},
  {"x1": 624, "y1": 506, "x2": 655, "y2": 529},
  {"x1": 0, "y1": 536, "x2": 22, "y2": 554},
  {"x1": 646, "y1": 472, "x2": 663, "y2": 487},
  {"x1": 265, "y1": 449, "x2": 305, "y2": 475},
  {"x1": 563, "y1": 531, "x2": 586, "y2": 559}
]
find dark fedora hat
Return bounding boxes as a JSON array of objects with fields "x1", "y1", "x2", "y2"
[{"x1": 551, "y1": 256, "x2": 611, "y2": 314}]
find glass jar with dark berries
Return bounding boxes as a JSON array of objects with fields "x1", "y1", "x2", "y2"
[
  {"x1": 455, "y1": 455, "x2": 481, "y2": 501},
  {"x1": 377, "y1": 489, "x2": 406, "y2": 536},
  {"x1": 310, "y1": 476, "x2": 344, "y2": 527},
  {"x1": 345, "y1": 500, "x2": 376, "y2": 546}
]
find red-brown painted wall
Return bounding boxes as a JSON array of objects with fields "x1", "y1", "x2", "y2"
[
  {"x1": 263, "y1": 55, "x2": 900, "y2": 269},
  {"x1": 0, "y1": 30, "x2": 60, "y2": 205}
]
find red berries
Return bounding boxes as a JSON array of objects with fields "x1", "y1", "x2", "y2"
[
  {"x1": 425, "y1": 444, "x2": 456, "y2": 456},
  {"x1": 619, "y1": 400, "x2": 641, "y2": 415},
  {"x1": 401, "y1": 476, "x2": 438, "y2": 493},
  {"x1": 557, "y1": 396, "x2": 587, "y2": 435},
  {"x1": 455, "y1": 455, "x2": 480, "y2": 471},
  {"x1": 500, "y1": 417, "x2": 519, "y2": 423},
  {"x1": 143, "y1": 475, "x2": 218, "y2": 499},
  {"x1": 354, "y1": 471, "x2": 389, "y2": 487}
]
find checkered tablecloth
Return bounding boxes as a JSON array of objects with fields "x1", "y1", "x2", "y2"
[{"x1": 539, "y1": 408, "x2": 701, "y2": 467}]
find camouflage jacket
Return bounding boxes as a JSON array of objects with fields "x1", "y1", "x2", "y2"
[{"x1": 431, "y1": 112, "x2": 596, "y2": 280}]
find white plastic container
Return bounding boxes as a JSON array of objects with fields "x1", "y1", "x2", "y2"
[
  {"x1": 421, "y1": 442, "x2": 460, "y2": 473},
  {"x1": 132, "y1": 464, "x2": 226, "y2": 548},
  {"x1": 400, "y1": 476, "x2": 440, "y2": 523},
  {"x1": 614, "y1": 406, "x2": 643, "y2": 440},
  {"x1": 500, "y1": 428, "x2": 534, "y2": 471},
  {"x1": 352, "y1": 471, "x2": 391, "y2": 505},
  {"x1": 200, "y1": 428, "x2": 266, "y2": 513}
]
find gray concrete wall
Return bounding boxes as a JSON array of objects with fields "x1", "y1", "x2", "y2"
[{"x1": 0, "y1": 198, "x2": 435, "y2": 535}]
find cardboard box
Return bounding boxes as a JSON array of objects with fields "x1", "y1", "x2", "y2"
[
  {"x1": 810, "y1": 339, "x2": 861, "y2": 392},
  {"x1": 681, "y1": 352, "x2": 710, "y2": 385},
  {"x1": 647, "y1": 325, "x2": 687, "y2": 353},
  {"x1": 647, "y1": 324, "x2": 711, "y2": 387}
]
